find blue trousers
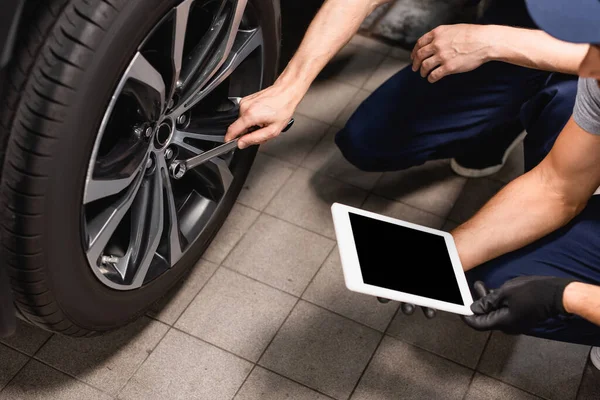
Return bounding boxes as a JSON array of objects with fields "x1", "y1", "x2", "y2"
[{"x1": 336, "y1": 1, "x2": 600, "y2": 346}]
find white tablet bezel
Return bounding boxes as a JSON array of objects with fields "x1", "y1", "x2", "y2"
[{"x1": 331, "y1": 203, "x2": 473, "y2": 316}]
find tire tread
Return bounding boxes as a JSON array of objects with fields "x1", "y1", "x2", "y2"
[{"x1": 0, "y1": 0, "x2": 124, "y2": 336}]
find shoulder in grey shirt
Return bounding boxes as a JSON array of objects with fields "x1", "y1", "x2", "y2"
[{"x1": 573, "y1": 78, "x2": 600, "y2": 135}]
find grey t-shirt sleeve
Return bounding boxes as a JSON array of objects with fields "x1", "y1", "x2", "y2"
[{"x1": 573, "y1": 77, "x2": 600, "y2": 135}]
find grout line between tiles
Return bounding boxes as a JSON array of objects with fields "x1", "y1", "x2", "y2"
[
  {"x1": 260, "y1": 208, "x2": 338, "y2": 243},
  {"x1": 115, "y1": 321, "x2": 172, "y2": 396},
  {"x1": 260, "y1": 159, "x2": 298, "y2": 213},
  {"x1": 352, "y1": 34, "x2": 393, "y2": 56},
  {"x1": 258, "y1": 365, "x2": 339, "y2": 400},
  {"x1": 295, "y1": 125, "x2": 333, "y2": 168},
  {"x1": 475, "y1": 370, "x2": 549, "y2": 400},
  {"x1": 168, "y1": 263, "x2": 224, "y2": 329},
  {"x1": 232, "y1": 245, "x2": 337, "y2": 399},
  {"x1": 383, "y1": 331, "x2": 478, "y2": 372},
  {"x1": 25, "y1": 356, "x2": 115, "y2": 397},
  {"x1": 0, "y1": 353, "x2": 31, "y2": 394},
  {"x1": 461, "y1": 332, "x2": 492, "y2": 400},
  {"x1": 0, "y1": 336, "x2": 46, "y2": 360},
  {"x1": 346, "y1": 307, "x2": 401, "y2": 399},
  {"x1": 219, "y1": 264, "x2": 301, "y2": 298}
]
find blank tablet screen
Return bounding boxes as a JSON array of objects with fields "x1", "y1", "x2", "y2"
[{"x1": 348, "y1": 212, "x2": 463, "y2": 305}]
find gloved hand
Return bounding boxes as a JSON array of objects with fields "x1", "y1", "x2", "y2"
[
  {"x1": 463, "y1": 276, "x2": 575, "y2": 334},
  {"x1": 377, "y1": 297, "x2": 436, "y2": 319}
]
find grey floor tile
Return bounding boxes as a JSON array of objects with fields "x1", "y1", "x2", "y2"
[
  {"x1": 296, "y1": 80, "x2": 359, "y2": 124},
  {"x1": 362, "y1": 194, "x2": 445, "y2": 229},
  {"x1": 237, "y1": 153, "x2": 296, "y2": 211},
  {"x1": 478, "y1": 333, "x2": 589, "y2": 400},
  {"x1": 360, "y1": 5, "x2": 390, "y2": 31},
  {"x1": 260, "y1": 114, "x2": 329, "y2": 166},
  {"x1": 389, "y1": 46, "x2": 411, "y2": 60},
  {"x1": 0, "y1": 360, "x2": 111, "y2": 400},
  {"x1": 465, "y1": 373, "x2": 541, "y2": 400},
  {"x1": 387, "y1": 310, "x2": 489, "y2": 369},
  {"x1": 320, "y1": 43, "x2": 385, "y2": 88},
  {"x1": 1, "y1": 320, "x2": 51, "y2": 356},
  {"x1": 301, "y1": 128, "x2": 382, "y2": 191},
  {"x1": 0, "y1": 343, "x2": 28, "y2": 391},
  {"x1": 303, "y1": 247, "x2": 399, "y2": 332},
  {"x1": 363, "y1": 56, "x2": 410, "y2": 91},
  {"x1": 234, "y1": 366, "x2": 332, "y2": 400},
  {"x1": 576, "y1": 362, "x2": 600, "y2": 400},
  {"x1": 349, "y1": 35, "x2": 392, "y2": 55},
  {"x1": 373, "y1": 160, "x2": 467, "y2": 218},
  {"x1": 259, "y1": 301, "x2": 381, "y2": 400},
  {"x1": 202, "y1": 204, "x2": 260, "y2": 264},
  {"x1": 442, "y1": 219, "x2": 460, "y2": 232},
  {"x1": 352, "y1": 336, "x2": 472, "y2": 400},
  {"x1": 224, "y1": 214, "x2": 334, "y2": 295},
  {"x1": 265, "y1": 168, "x2": 368, "y2": 239},
  {"x1": 333, "y1": 89, "x2": 372, "y2": 129},
  {"x1": 148, "y1": 259, "x2": 219, "y2": 325},
  {"x1": 118, "y1": 329, "x2": 252, "y2": 400},
  {"x1": 176, "y1": 268, "x2": 296, "y2": 362},
  {"x1": 35, "y1": 317, "x2": 168, "y2": 395},
  {"x1": 492, "y1": 141, "x2": 525, "y2": 184},
  {"x1": 448, "y1": 178, "x2": 504, "y2": 224}
]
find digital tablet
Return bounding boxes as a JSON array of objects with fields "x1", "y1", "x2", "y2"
[{"x1": 331, "y1": 203, "x2": 473, "y2": 315}]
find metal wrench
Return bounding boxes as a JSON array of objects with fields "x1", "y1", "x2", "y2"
[{"x1": 170, "y1": 117, "x2": 294, "y2": 180}]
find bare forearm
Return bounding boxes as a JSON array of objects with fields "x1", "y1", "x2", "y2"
[
  {"x1": 564, "y1": 282, "x2": 600, "y2": 325},
  {"x1": 275, "y1": 0, "x2": 389, "y2": 99},
  {"x1": 452, "y1": 171, "x2": 580, "y2": 271},
  {"x1": 486, "y1": 25, "x2": 588, "y2": 75}
]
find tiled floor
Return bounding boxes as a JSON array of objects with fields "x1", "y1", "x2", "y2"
[{"x1": 1, "y1": 36, "x2": 599, "y2": 400}]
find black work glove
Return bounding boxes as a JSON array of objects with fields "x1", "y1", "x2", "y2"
[
  {"x1": 463, "y1": 276, "x2": 575, "y2": 334},
  {"x1": 377, "y1": 297, "x2": 436, "y2": 319}
]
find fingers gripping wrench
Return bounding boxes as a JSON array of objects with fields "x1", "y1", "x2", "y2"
[{"x1": 169, "y1": 118, "x2": 295, "y2": 180}]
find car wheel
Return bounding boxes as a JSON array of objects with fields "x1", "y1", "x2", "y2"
[{"x1": 0, "y1": 0, "x2": 279, "y2": 336}]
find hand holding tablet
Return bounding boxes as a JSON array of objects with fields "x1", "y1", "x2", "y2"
[{"x1": 331, "y1": 203, "x2": 474, "y2": 316}]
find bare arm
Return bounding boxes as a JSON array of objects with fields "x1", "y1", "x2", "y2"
[
  {"x1": 564, "y1": 282, "x2": 600, "y2": 325},
  {"x1": 454, "y1": 117, "x2": 600, "y2": 325},
  {"x1": 411, "y1": 24, "x2": 589, "y2": 83},
  {"x1": 453, "y1": 117, "x2": 600, "y2": 271},
  {"x1": 226, "y1": 0, "x2": 391, "y2": 148}
]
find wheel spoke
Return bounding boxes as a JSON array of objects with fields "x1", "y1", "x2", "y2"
[
  {"x1": 157, "y1": 156, "x2": 183, "y2": 265},
  {"x1": 85, "y1": 149, "x2": 150, "y2": 204},
  {"x1": 172, "y1": 127, "x2": 226, "y2": 154},
  {"x1": 177, "y1": 3, "x2": 229, "y2": 91},
  {"x1": 169, "y1": 0, "x2": 193, "y2": 102},
  {"x1": 85, "y1": 166, "x2": 146, "y2": 268},
  {"x1": 129, "y1": 162, "x2": 165, "y2": 288},
  {"x1": 171, "y1": 1, "x2": 262, "y2": 117},
  {"x1": 209, "y1": 156, "x2": 234, "y2": 192},
  {"x1": 124, "y1": 52, "x2": 166, "y2": 120}
]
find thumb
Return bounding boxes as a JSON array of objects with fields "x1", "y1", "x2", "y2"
[
  {"x1": 473, "y1": 281, "x2": 489, "y2": 300},
  {"x1": 471, "y1": 289, "x2": 504, "y2": 315},
  {"x1": 463, "y1": 308, "x2": 511, "y2": 331},
  {"x1": 226, "y1": 115, "x2": 254, "y2": 142}
]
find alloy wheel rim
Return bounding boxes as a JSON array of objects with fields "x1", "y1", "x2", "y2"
[{"x1": 82, "y1": 0, "x2": 264, "y2": 290}]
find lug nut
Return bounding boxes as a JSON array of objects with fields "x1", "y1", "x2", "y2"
[
  {"x1": 165, "y1": 148, "x2": 174, "y2": 160},
  {"x1": 176, "y1": 114, "x2": 187, "y2": 126},
  {"x1": 146, "y1": 157, "x2": 154, "y2": 169},
  {"x1": 145, "y1": 126, "x2": 153, "y2": 138}
]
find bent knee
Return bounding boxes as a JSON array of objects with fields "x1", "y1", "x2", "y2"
[{"x1": 334, "y1": 130, "x2": 421, "y2": 172}]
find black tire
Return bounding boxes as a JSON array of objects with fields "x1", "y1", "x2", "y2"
[{"x1": 0, "y1": 0, "x2": 279, "y2": 336}]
